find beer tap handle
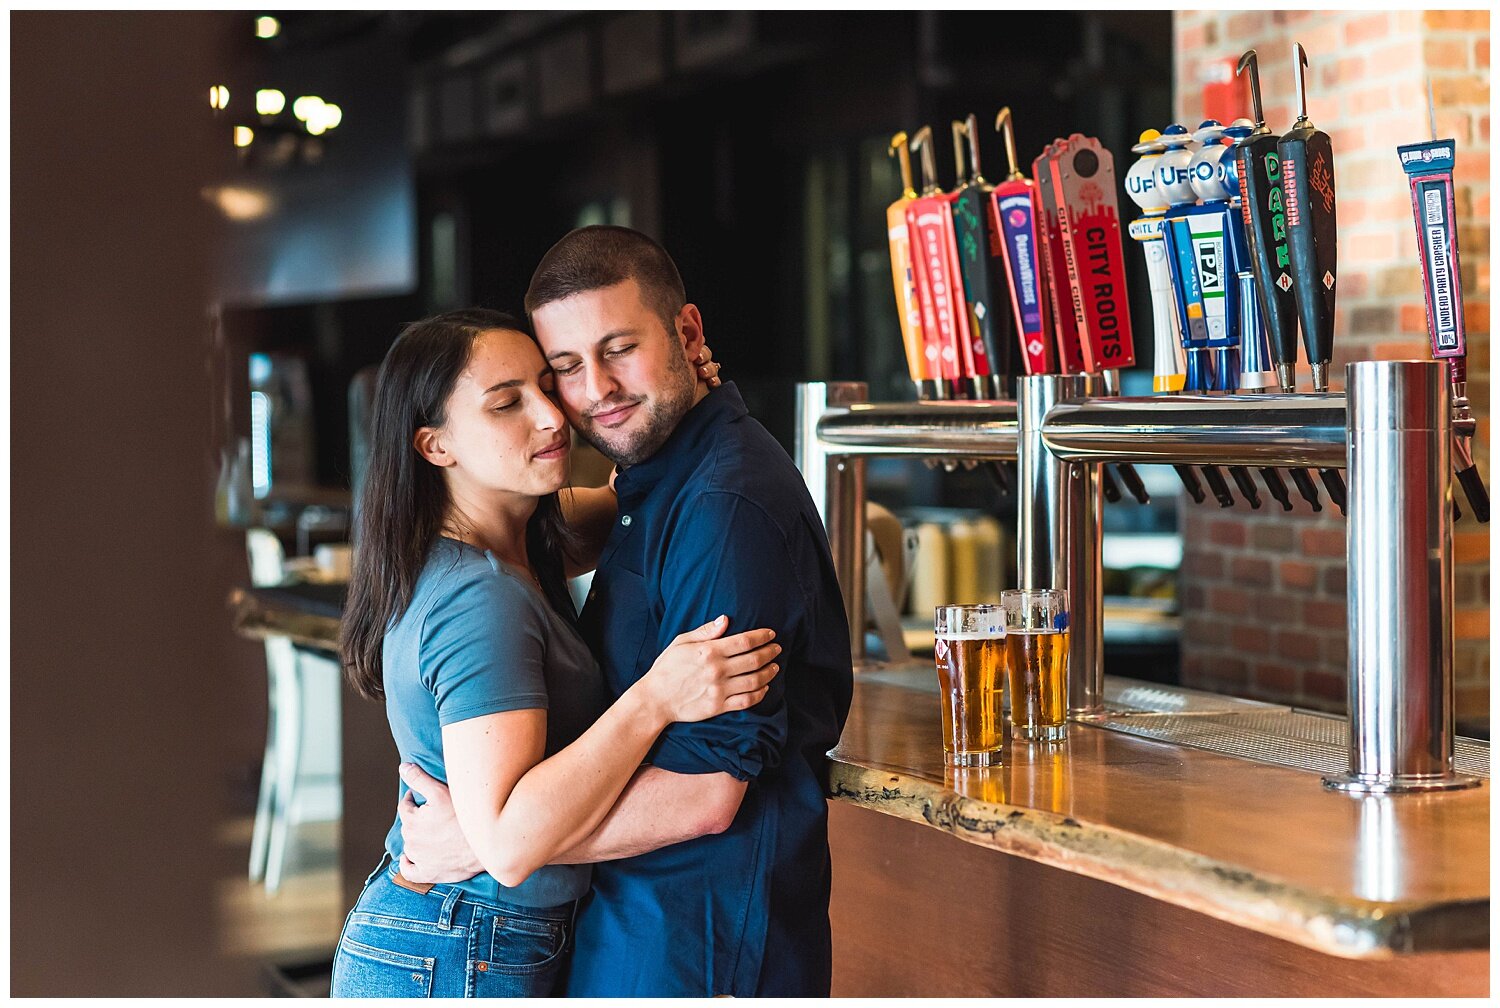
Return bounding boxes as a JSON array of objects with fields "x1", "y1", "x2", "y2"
[
  {"x1": 911, "y1": 126, "x2": 940, "y2": 195},
  {"x1": 1258, "y1": 467, "x2": 1294, "y2": 511},
  {"x1": 984, "y1": 460, "x2": 1013, "y2": 498},
  {"x1": 1318, "y1": 468, "x2": 1348, "y2": 516},
  {"x1": 1174, "y1": 465, "x2": 1207, "y2": 504},
  {"x1": 995, "y1": 107, "x2": 1025, "y2": 182},
  {"x1": 1117, "y1": 462, "x2": 1151, "y2": 505},
  {"x1": 1229, "y1": 467, "x2": 1263, "y2": 509},
  {"x1": 1454, "y1": 450, "x2": 1490, "y2": 523},
  {"x1": 1200, "y1": 465, "x2": 1236, "y2": 508},
  {"x1": 1238, "y1": 50, "x2": 1266, "y2": 129},
  {"x1": 951, "y1": 120, "x2": 969, "y2": 188},
  {"x1": 1100, "y1": 464, "x2": 1123, "y2": 504},
  {"x1": 1288, "y1": 467, "x2": 1324, "y2": 512}
]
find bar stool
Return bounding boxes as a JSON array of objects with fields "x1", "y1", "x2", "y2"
[{"x1": 246, "y1": 529, "x2": 342, "y2": 894}]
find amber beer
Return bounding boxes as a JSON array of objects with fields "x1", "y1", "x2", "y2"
[
  {"x1": 935, "y1": 634, "x2": 1005, "y2": 764},
  {"x1": 1004, "y1": 628, "x2": 1069, "y2": 741},
  {"x1": 1000, "y1": 588, "x2": 1070, "y2": 742},
  {"x1": 933, "y1": 605, "x2": 1006, "y2": 767}
]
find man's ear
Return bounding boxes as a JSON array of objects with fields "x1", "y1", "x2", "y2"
[
  {"x1": 676, "y1": 303, "x2": 706, "y2": 360},
  {"x1": 413, "y1": 426, "x2": 453, "y2": 467}
]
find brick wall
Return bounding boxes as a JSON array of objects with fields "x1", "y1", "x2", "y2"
[{"x1": 1173, "y1": 10, "x2": 1490, "y2": 721}]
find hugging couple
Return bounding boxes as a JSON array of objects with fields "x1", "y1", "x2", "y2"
[{"x1": 334, "y1": 225, "x2": 854, "y2": 997}]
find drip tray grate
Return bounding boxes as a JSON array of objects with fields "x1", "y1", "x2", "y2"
[{"x1": 1094, "y1": 708, "x2": 1490, "y2": 779}]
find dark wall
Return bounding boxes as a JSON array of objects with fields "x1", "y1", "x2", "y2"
[{"x1": 12, "y1": 12, "x2": 256, "y2": 995}]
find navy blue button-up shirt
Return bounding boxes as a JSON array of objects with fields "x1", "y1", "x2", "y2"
[{"x1": 567, "y1": 382, "x2": 853, "y2": 997}]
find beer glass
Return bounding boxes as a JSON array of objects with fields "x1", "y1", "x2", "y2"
[
  {"x1": 1000, "y1": 589, "x2": 1070, "y2": 742},
  {"x1": 933, "y1": 604, "x2": 1005, "y2": 766}
]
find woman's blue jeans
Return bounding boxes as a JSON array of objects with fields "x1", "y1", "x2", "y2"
[{"x1": 331, "y1": 855, "x2": 576, "y2": 998}]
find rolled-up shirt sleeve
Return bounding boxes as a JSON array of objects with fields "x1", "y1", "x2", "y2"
[{"x1": 646, "y1": 492, "x2": 799, "y2": 780}]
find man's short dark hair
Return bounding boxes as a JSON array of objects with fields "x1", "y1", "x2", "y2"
[{"x1": 525, "y1": 225, "x2": 686, "y2": 329}]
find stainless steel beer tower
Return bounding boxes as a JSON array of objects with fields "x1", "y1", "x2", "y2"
[
  {"x1": 796, "y1": 359, "x2": 1476, "y2": 795},
  {"x1": 1016, "y1": 375, "x2": 1105, "y2": 716},
  {"x1": 1325, "y1": 361, "x2": 1476, "y2": 793}
]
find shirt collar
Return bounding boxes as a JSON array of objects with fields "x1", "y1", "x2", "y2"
[{"x1": 613, "y1": 382, "x2": 747, "y2": 502}]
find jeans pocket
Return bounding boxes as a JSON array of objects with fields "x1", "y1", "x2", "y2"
[
  {"x1": 483, "y1": 912, "x2": 567, "y2": 974},
  {"x1": 332, "y1": 933, "x2": 434, "y2": 998}
]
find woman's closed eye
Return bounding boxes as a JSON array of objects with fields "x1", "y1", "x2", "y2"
[{"x1": 491, "y1": 398, "x2": 521, "y2": 412}]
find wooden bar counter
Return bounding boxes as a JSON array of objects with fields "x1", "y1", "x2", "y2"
[{"x1": 826, "y1": 664, "x2": 1488, "y2": 997}]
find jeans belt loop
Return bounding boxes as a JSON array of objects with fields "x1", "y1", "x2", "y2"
[
  {"x1": 437, "y1": 885, "x2": 463, "y2": 930},
  {"x1": 363, "y1": 852, "x2": 394, "y2": 889}
]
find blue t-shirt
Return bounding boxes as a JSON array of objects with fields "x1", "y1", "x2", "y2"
[
  {"x1": 567, "y1": 383, "x2": 854, "y2": 996},
  {"x1": 380, "y1": 537, "x2": 607, "y2": 908}
]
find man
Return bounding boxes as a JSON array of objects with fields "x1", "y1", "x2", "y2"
[{"x1": 397, "y1": 225, "x2": 854, "y2": 996}]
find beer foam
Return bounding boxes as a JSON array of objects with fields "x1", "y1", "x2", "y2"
[{"x1": 934, "y1": 631, "x2": 1004, "y2": 640}]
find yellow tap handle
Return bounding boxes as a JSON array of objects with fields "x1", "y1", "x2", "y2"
[
  {"x1": 888, "y1": 131, "x2": 917, "y2": 199},
  {"x1": 911, "y1": 125, "x2": 940, "y2": 195},
  {"x1": 994, "y1": 107, "x2": 1024, "y2": 182}
]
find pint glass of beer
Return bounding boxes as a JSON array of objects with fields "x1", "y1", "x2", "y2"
[
  {"x1": 1000, "y1": 589, "x2": 1070, "y2": 742},
  {"x1": 933, "y1": 604, "x2": 1006, "y2": 766}
]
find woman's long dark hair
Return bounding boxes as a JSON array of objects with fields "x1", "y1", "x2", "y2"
[{"x1": 340, "y1": 308, "x2": 579, "y2": 701}]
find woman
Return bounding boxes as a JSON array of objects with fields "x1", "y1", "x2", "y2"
[{"x1": 333, "y1": 308, "x2": 776, "y2": 997}]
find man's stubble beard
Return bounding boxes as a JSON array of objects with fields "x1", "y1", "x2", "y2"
[{"x1": 574, "y1": 348, "x2": 698, "y2": 467}]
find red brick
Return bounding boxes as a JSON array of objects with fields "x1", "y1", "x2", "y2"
[
  {"x1": 1324, "y1": 634, "x2": 1348, "y2": 669},
  {"x1": 1463, "y1": 301, "x2": 1490, "y2": 335},
  {"x1": 1250, "y1": 590, "x2": 1292, "y2": 622},
  {"x1": 1350, "y1": 304, "x2": 1396, "y2": 335},
  {"x1": 1323, "y1": 565, "x2": 1347, "y2": 597},
  {"x1": 1432, "y1": 110, "x2": 1473, "y2": 145},
  {"x1": 1454, "y1": 608, "x2": 1490, "y2": 640},
  {"x1": 1424, "y1": 11, "x2": 1490, "y2": 32},
  {"x1": 1399, "y1": 303, "x2": 1429, "y2": 334},
  {"x1": 1458, "y1": 226, "x2": 1489, "y2": 259},
  {"x1": 1226, "y1": 12, "x2": 1267, "y2": 40},
  {"x1": 1340, "y1": 272, "x2": 1370, "y2": 298},
  {"x1": 1376, "y1": 263, "x2": 1425, "y2": 298},
  {"x1": 1277, "y1": 629, "x2": 1322, "y2": 662},
  {"x1": 1301, "y1": 526, "x2": 1345, "y2": 558},
  {"x1": 1184, "y1": 551, "x2": 1225, "y2": 581},
  {"x1": 1182, "y1": 584, "x2": 1206, "y2": 610},
  {"x1": 1254, "y1": 662, "x2": 1298, "y2": 696},
  {"x1": 1477, "y1": 39, "x2": 1489, "y2": 70},
  {"x1": 1373, "y1": 340, "x2": 1429, "y2": 361},
  {"x1": 1454, "y1": 531, "x2": 1489, "y2": 564},
  {"x1": 1253, "y1": 523, "x2": 1295, "y2": 552},
  {"x1": 1231, "y1": 624, "x2": 1266, "y2": 655},
  {"x1": 1344, "y1": 11, "x2": 1391, "y2": 45},
  {"x1": 1177, "y1": 22, "x2": 1209, "y2": 52},
  {"x1": 1281, "y1": 560, "x2": 1318, "y2": 590},
  {"x1": 1432, "y1": 74, "x2": 1491, "y2": 109},
  {"x1": 1479, "y1": 114, "x2": 1489, "y2": 143},
  {"x1": 1304, "y1": 599, "x2": 1346, "y2": 630},
  {"x1": 1305, "y1": 671, "x2": 1347, "y2": 704},
  {"x1": 1230, "y1": 556, "x2": 1273, "y2": 587},
  {"x1": 1209, "y1": 520, "x2": 1248, "y2": 548},
  {"x1": 1209, "y1": 586, "x2": 1250, "y2": 615},
  {"x1": 1424, "y1": 37, "x2": 1471, "y2": 71}
]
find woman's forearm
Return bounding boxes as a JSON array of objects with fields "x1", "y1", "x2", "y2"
[{"x1": 463, "y1": 683, "x2": 665, "y2": 887}]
